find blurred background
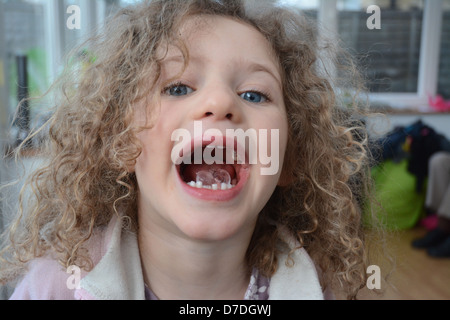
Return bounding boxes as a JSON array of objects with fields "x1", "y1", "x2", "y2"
[{"x1": 0, "y1": 0, "x2": 449, "y2": 299}]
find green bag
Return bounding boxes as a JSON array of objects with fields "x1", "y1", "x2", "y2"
[{"x1": 365, "y1": 159, "x2": 426, "y2": 230}]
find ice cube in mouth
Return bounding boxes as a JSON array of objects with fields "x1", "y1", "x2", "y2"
[
  {"x1": 181, "y1": 164, "x2": 237, "y2": 190},
  {"x1": 196, "y1": 168, "x2": 231, "y2": 186}
]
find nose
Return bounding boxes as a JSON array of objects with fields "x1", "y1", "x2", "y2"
[{"x1": 191, "y1": 83, "x2": 242, "y2": 123}]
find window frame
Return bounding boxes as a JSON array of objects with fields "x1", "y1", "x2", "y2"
[
  {"x1": 308, "y1": 0, "x2": 444, "y2": 110},
  {"x1": 44, "y1": 0, "x2": 104, "y2": 83},
  {"x1": 367, "y1": 0, "x2": 444, "y2": 110}
]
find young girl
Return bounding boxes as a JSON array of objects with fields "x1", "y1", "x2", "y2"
[{"x1": 1, "y1": 0, "x2": 379, "y2": 300}]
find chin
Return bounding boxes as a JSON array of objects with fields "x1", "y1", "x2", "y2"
[{"x1": 171, "y1": 206, "x2": 257, "y2": 242}]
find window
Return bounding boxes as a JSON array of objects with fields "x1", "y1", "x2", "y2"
[
  {"x1": 338, "y1": 0, "x2": 424, "y2": 94},
  {"x1": 0, "y1": 0, "x2": 126, "y2": 148},
  {"x1": 438, "y1": 0, "x2": 450, "y2": 99},
  {"x1": 1, "y1": 0, "x2": 49, "y2": 145},
  {"x1": 279, "y1": 0, "x2": 445, "y2": 110}
]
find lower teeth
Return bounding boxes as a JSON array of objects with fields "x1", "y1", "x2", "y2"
[
  {"x1": 187, "y1": 181, "x2": 235, "y2": 190},
  {"x1": 187, "y1": 168, "x2": 234, "y2": 190}
]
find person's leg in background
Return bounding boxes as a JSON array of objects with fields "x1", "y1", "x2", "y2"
[
  {"x1": 412, "y1": 152, "x2": 450, "y2": 258},
  {"x1": 427, "y1": 183, "x2": 450, "y2": 257}
]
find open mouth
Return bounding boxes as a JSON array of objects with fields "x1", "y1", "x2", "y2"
[
  {"x1": 174, "y1": 136, "x2": 250, "y2": 199},
  {"x1": 178, "y1": 146, "x2": 242, "y2": 190}
]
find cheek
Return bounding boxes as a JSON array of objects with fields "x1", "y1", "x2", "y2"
[
  {"x1": 266, "y1": 112, "x2": 288, "y2": 178},
  {"x1": 280, "y1": 127, "x2": 288, "y2": 163},
  {"x1": 134, "y1": 123, "x2": 177, "y2": 174},
  {"x1": 275, "y1": 111, "x2": 289, "y2": 158},
  {"x1": 249, "y1": 113, "x2": 288, "y2": 179},
  {"x1": 134, "y1": 129, "x2": 159, "y2": 176},
  {"x1": 262, "y1": 112, "x2": 288, "y2": 155}
]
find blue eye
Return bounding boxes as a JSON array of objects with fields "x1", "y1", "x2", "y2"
[
  {"x1": 240, "y1": 91, "x2": 268, "y2": 103},
  {"x1": 163, "y1": 83, "x2": 194, "y2": 96}
]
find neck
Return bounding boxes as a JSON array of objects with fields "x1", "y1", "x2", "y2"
[{"x1": 138, "y1": 222, "x2": 252, "y2": 300}]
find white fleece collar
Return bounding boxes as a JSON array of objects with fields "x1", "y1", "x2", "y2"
[
  {"x1": 78, "y1": 216, "x2": 324, "y2": 300},
  {"x1": 269, "y1": 246, "x2": 324, "y2": 299},
  {"x1": 78, "y1": 216, "x2": 145, "y2": 300}
]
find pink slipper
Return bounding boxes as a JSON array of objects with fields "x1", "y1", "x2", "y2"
[{"x1": 420, "y1": 214, "x2": 439, "y2": 231}]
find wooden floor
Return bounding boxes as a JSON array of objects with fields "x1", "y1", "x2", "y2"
[{"x1": 353, "y1": 226, "x2": 450, "y2": 300}]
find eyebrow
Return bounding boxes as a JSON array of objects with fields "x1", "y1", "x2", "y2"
[
  {"x1": 161, "y1": 54, "x2": 282, "y2": 89},
  {"x1": 234, "y1": 58, "x2": 283, "y2": 90}
]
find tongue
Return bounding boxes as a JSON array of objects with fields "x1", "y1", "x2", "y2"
[{"x1": 182, "y1": 164, "x2": 236, "y2": 185}]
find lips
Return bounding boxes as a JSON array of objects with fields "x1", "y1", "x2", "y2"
[{"x1": 174, "y1": 135, "x2": 250, "y2": 201}]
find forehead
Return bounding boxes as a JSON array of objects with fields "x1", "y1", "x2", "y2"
[{"x1": 159, "y1": 15, "x2": 281, "y2": 78}]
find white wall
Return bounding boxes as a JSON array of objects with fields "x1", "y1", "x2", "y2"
[{"x1": 366, "y1": 113, "x2": 450, "y2": 140}]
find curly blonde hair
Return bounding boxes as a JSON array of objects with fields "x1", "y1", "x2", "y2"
[{"x1": 1, "y1": 0, "x2": 382, "y2": 299}]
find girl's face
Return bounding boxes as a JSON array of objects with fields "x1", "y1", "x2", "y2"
[{"x1": 134, "y1": 15, "x2": 288, "y2": 242}]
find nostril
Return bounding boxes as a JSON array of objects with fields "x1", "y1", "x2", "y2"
[{"x1": 203, "y1": 112, "x2": 233, "y2": 119}]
